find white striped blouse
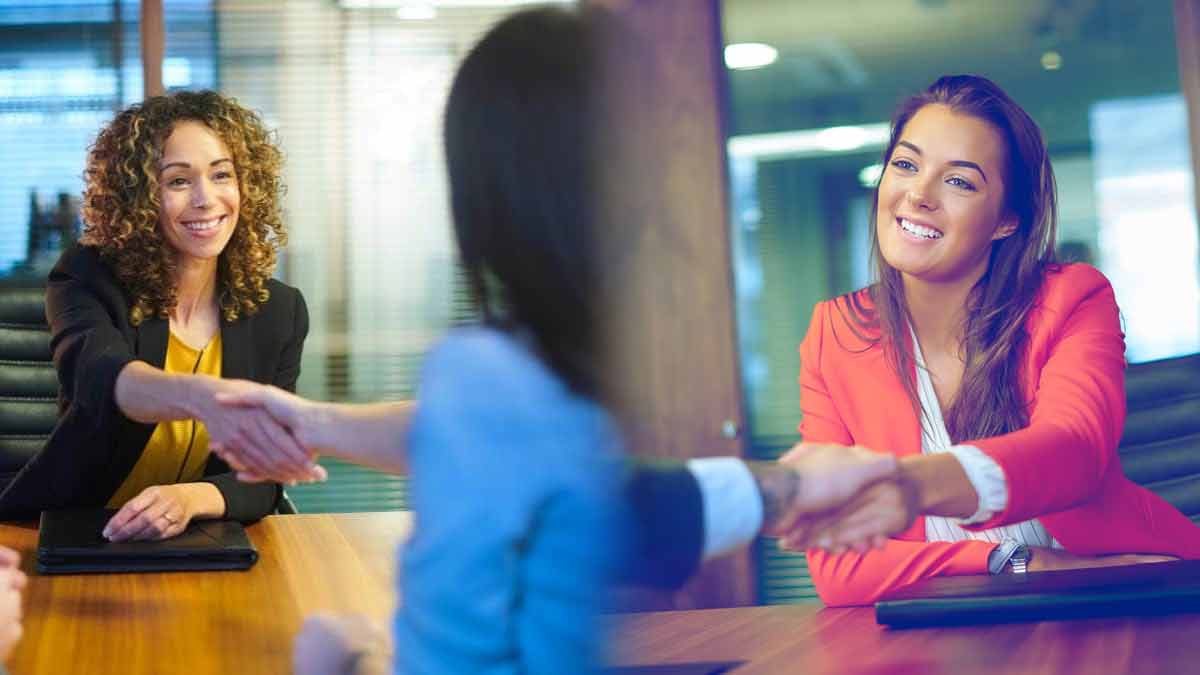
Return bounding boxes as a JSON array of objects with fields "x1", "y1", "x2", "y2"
[{"x1": 912, "y1": 334, "x2": 1060, "y2": 550}]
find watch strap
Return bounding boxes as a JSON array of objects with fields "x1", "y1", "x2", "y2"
[
  {"x1": 987, "y1": 539, "x2": 1021, "y2": 575},
  {"x1": 1010, "y1": 544, "x2": 1031, "y2": 574}
]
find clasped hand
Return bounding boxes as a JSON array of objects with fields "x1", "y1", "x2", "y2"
[
  {"x1": 198, "y1": 378, "x2": 326, "y2": 485},
  {"x1": 762, "y1": 443, "x2": 919, "y2": 555},
  {"x1": 208, "y1": 383, "x2": 328, "y2": 484}
]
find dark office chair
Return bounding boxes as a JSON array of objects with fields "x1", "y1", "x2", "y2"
[
  {"x1": 0, "y1": 283, "x2": 300, "y2": 514},
  {"x1": 0, "y1": 284, "x2": 58, "y2": 494},
  {"x1": 1118, "y1": 353, "x2": 1200, "y2": 524}
]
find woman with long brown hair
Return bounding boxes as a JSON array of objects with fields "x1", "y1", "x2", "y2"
[
  {"x1": 792, "y1": 74, "x2": 1200, "y2": 606},
  {"x1": 0, "y1": 90, "x2": 322, "y2": 541}
]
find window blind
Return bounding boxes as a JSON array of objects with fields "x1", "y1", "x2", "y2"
[{"x1": 214, "y1": 0, "x2": 552, "y2": 511}]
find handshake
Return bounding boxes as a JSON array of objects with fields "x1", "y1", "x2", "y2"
[
  {"x1": 752, "y1": 444, "x2": 920, "y2": 554},
  {"x1": 201, "y1": 380, "x2": 335, "y2": 485},
  {"x1": 202, "y1": 379, "x2": 920, "y2": 556}
]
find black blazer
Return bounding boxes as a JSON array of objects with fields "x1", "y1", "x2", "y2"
[
  {"x1": 0, "y1": 245, "x2": 308, "y2": 522},
  {"x1": 622, "y1": 459, "x2": 706, "y2": 589}
]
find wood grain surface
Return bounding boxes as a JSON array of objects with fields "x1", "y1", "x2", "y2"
[
  {"x1": 0, "y1": 512, "x2": 411, "y2": 675},
  {"x1": 608, "y1": 604, "x2": 1200, "y2": 675}
]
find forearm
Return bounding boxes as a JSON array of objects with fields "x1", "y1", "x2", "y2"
[
  {"x1": 807, "y1": 538, "x2": 994, "y2": 606},
  {"x1": 309, "y1": 401, "x2": 414, "y2": 474},
  {"x1": 899, "y1": 453, "x2": 978, "y2": 519},
  {"x1": 114, "y1": 361, "x2": 216, "y2": 424}
]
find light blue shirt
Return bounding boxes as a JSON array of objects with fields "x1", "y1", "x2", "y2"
[{"x1": 395, "y1": 327, "x2": 627, "y2": 675}]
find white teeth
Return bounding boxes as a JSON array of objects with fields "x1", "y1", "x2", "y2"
[
  {"x1": 900, "y1": 218, "x2": 943, "y2": 239},
  {"x1": 183, "y1": 216, "x2": 223, "y2": 232}
]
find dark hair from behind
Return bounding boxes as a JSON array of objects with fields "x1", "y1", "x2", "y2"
[
  {"x1": 444, "y1": 6, "x2": 608, "y2": 399},
  {"x1": 839, "y1": 74, "x2": 1059, "y2": 442}
]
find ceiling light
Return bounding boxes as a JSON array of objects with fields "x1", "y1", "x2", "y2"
[
  {"x1": 728, "y1": 123, "x2": 890, "y2": 160},
  {"x1": 816, "y1": 126, "x2": 871, "y2": 152},
  {"x1": 396, "y1": 3, "x2": 436, "y2": 19},
  {"x1": 341, "y1": 0, "x2": 568, "y2": 7},
  {"x1": 1041, "y1": 50, "x2": 1062, "y2": 71},
  {"x1": 724, "y1": 43, "x2": 778, "y2": 71}
]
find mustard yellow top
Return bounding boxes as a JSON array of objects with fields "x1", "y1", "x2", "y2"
[{"x1": 107, "y1": 332, "x2": 222, "y2": 508}]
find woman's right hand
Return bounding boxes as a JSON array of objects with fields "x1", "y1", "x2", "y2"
[
  {"x1": 1027, "y1": 547, "x2": 1177, "y2": 573},
  {"x1": 209, "y1": 383, "x2": 330, "y2": 484},
  {"x1": 193, "y1": 377, "x2": 326, "y2": 484}
]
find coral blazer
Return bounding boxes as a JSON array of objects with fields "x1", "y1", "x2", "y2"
[{"x1": 799, "y1": 263, "x2": 1200, "y2": 607}]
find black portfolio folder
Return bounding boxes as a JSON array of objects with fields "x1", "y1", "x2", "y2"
[
  {"x1": 37, "y1": 508, "x2": 258, "y2": 574},
  {"x1": 875, "y1": 559, "x2": 1200, "y2": 628}
]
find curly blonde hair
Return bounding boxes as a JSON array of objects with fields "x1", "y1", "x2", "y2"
[{"x1": 81, "y1": 90, "x2": 286, "y2": 325}]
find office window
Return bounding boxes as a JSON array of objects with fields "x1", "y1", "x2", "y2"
[
  {"x1": 722, "y1": 0, "x2": 1198, "y2": 604},
  {"x1": 214, "y1": 1, "x2": 569, "y2": 511},
  {"x1": 0, "y1": 0, "x2": 216, "y2": 279}
]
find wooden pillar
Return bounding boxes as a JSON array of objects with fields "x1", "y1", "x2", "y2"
[
  {"x1": 141, "y1": 0, "x2": 165, "y2": 97},
  {"x1": 590, "y1": 0, "x2": 755, "y2": 608}
]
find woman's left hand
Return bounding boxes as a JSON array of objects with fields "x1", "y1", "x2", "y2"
[{"x1": 103, "y1": 483, "x2": 216, "y2": 542}]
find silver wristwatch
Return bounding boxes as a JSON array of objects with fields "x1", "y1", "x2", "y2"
[{"x1": 987, "y1": 538, "x2": 1031, "y2": 575}]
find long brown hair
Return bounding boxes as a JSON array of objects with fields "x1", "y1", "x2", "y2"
[
  {"x1": 81, "y1": 90, "x2": 286, "y2": 325},
  {"x1": 840, "y1": 74, "x2": 1058, "y2": 442}
]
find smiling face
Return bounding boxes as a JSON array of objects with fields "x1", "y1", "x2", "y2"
[
  {"x1": 875, "y1": 103, "x2": 1018, "y2": 287},
  {"x1": 157, "y1": 120, "x2": 240, "y2": 268}
]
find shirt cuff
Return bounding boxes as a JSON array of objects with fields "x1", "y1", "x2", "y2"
[
  {"x1": 686, "y1": 457, "x2": 763, "y2": 560},
  {"x1": 942, "y1": 444, "x2": 1008, "y2": 525}
]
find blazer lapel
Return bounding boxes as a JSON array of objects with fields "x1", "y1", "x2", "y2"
[
  {"x1": 99, "y1": 316, "x2": 169, "y2": 504},
  {"x1": 135, "y1": 316, "x2": 168, "y2": 368},
  {"x1": 221, "y1": 314, "x2": 254, "y2": 381}
]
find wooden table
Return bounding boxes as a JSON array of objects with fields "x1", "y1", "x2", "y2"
[
  {"x1": 608, "y1": 604, "x2": 1200, "y2": 674},
  {"x1": 8, "y1": 513, "x2": 1198, "y2": 675},
  {"x1": 0, "y1": 512, "x2": 412, "y2": 675}
]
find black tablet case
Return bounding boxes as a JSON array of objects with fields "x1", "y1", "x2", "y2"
[
  {"x1": 875, "y1": 559, "x2": 1200, "y2": 628},
  {"x1": 37, "y1": 508, "x2": 258, "y2": 574}
]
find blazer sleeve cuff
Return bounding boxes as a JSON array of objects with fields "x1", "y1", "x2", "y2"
[
  {"x1": 200, "y1": 472, "x2": 281, "y2": 522},
  {"x1": 944, "y1": 444, "x2": 1009, "y2": 526}
]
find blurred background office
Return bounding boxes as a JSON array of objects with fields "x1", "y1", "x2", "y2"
[{"x1": 2, "y1": 0, "x2": 1199, "y2": 609}]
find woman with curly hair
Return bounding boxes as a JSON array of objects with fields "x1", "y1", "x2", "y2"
[{"x1": 0, "y1": 90, "x2": 324, "y2": 540}]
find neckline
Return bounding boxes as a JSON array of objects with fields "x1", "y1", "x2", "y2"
[
  {"x1": 168, "y1": 330, "x2": 218, "y2": 354},
  {"x1": 911, "y1": 329, "x2": 953, "y2": 452}
]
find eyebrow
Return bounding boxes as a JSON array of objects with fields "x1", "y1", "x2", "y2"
[
  {"x1": 159, "y1": 158, "x2": 234, "y2": 172},
  {"x1": 896, "y1": 140, "x2": 988, "y2": 183}
]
